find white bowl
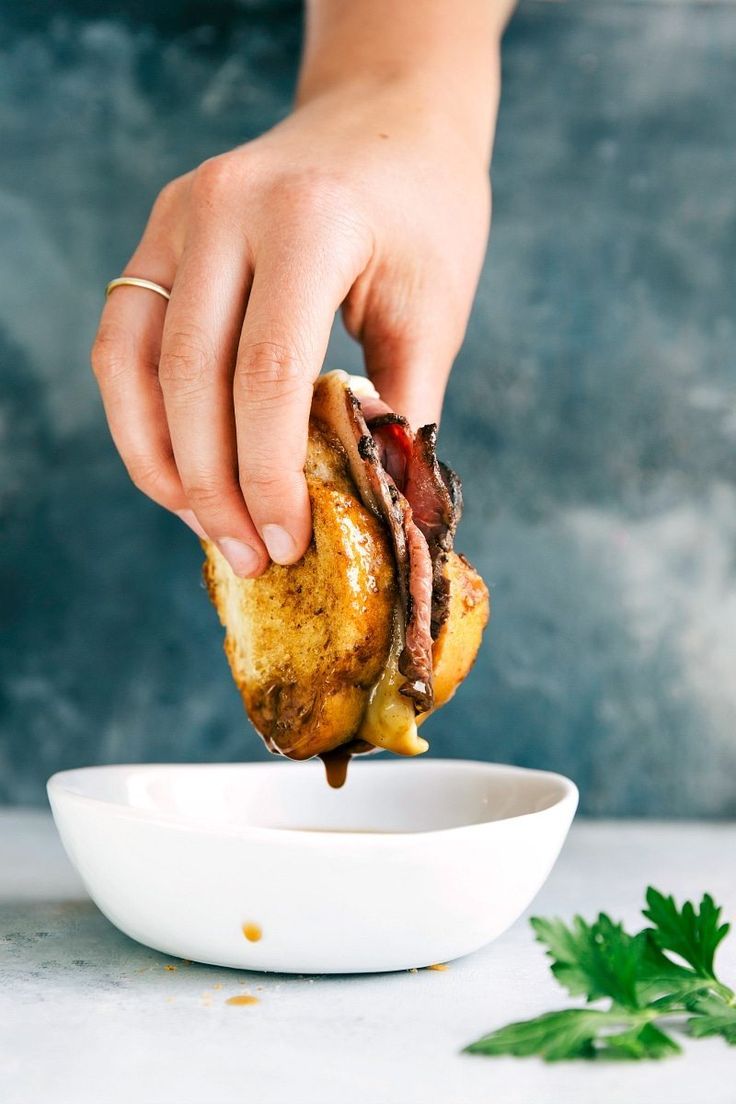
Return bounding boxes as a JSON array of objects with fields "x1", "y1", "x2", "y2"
[{"x1": 47, "y1": 759, "x2": 577, "y2": 974}]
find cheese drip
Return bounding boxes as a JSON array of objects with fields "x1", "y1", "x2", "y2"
[{"x1": 358, "y1": 620, "x2": 428, "y2": 756}]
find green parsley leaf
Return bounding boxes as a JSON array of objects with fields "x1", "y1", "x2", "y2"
[
  {"x1": 531, "y1": 912, "x2": 642, "y2": 1009},
  {"x1": 642, "y1": 887, "x2": 730, "y2": 980},
  {"x1": 465, "y1": 886, "x2": 736, "y2": 1064},
  {"x1": 464, "y1": 1010, "x2": 681, "y2": 1062},
  {"x1": 685, "y1": 994, "x2": 736, "y2": 1045},
  {"x1": 635, "y1": 932, "x2": 715, "y2": 1005},
  {"x1": 465, "y1": 1009, "x2": 619, "y2": 1061},
  {"x1": 598, "y1": 1021, "x2": 681, "y2": 1060}
]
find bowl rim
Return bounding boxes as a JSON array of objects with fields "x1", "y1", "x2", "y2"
[{"x1": 47, "y1": 759, "x2": 579, "y2": 844}]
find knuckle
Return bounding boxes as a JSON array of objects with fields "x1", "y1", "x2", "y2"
[
  {"x1": 182, "y1": 476, "x2": 230, "y2": 514},
  {"x1": 271, "y1": 170, "x2": 350, "y2": 218},
  {"x1": 152, "y1": 177, "x2": 183, "y2": 217},
  {"x1": 126, "y1": 455, "x2": 178, "y2": 505},
  {"x1": 239, "y1": 466, "x2": 285, "y2": 498},
  {"x1": 265, "y1": 172, "x2": 369, "y2": 256},
  {"x1": 91, "y1": 324, "x2": 130, "y2": 382},
  {"x1": 159, "y1": 325, "x2": 214, "y2": 388},
  {"x1": 235, "y1": 340, "x2": 310, "y2": 405},
  {"x1": 191, "y1": 156, "x2": 236, "y2": 204}
]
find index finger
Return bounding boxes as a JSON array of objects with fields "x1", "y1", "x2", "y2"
[{"x1": 234, "y1": 230, "x2": 367, "y2": 564}]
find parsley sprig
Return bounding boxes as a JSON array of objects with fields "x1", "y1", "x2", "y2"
[{"x1": 465, "y1": 887, "x2": 735, "y2": 1062}]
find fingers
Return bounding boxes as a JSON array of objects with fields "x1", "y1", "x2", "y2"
[
  {"x1": 93, "y1": 162, "x2": 375, "y2": 574},
  {"x1": 92, "y1": 258, "x2": 185, "y2": 514},
  {"x1": 362, "y1": 328, "x2": 450, "y2": 428},
  {"x1": 234, "y1": 226, "x2": 367, "y2": 564},
  {"x1": 157, "y1": 209, "x2": 269, "y2": 577},
  {"x1": 357, "y1": 298, "x2": 460, "y2": 429},
  {"x1": 91, "y1": 178, "x2": 206, "y2": 534}
]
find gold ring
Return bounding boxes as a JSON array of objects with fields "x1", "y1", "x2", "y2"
[{"x1": 105, "y1": 276, "x2": 171, "y2": 302}]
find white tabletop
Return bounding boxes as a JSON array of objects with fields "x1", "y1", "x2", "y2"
[{"x1": 1, "y1": 810, "x2": 735, "y2": 1104}]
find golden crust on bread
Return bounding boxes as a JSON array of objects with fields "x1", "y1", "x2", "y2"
[
  {"x1": 203, "y1": 421, "x2": 396, "y2": 759},
  {"x1": 421, "y1": 551, "x2": 490, "y2": 720}
]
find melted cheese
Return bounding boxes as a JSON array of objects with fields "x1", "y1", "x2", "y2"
[{"x1": 358, "y1": 620, "x2": 429, "y2": 756}]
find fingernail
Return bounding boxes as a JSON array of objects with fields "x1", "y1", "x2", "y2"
[
  {"x1": 262, "y1": 524, "x2": 297, "y2": 565},
  {"x1": 218, "y1": 538, "x2": 261, "y2": 578},
  {"x1": 176, "y1": 509, "x2": 208, "y2": 541}
]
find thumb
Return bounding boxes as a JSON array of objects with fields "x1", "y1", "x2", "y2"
[{"x1": 358, "y1": 303, "x2": 458, "y2": 429}]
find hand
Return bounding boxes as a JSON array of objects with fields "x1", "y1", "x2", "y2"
[{"x1": 91, "y1": 79, "x2": 491, "y2": 577}]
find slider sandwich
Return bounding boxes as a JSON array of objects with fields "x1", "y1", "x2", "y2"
[{"x1": 204, "y1": 371, "x2": 489, "y2": 786}]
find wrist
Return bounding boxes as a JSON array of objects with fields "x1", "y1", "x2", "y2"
[
  {"x1": 295, "y1": 59, "x2": 501, "y2": 168},
  {"x1": 296, "y1": 1, "x2": 510, "y2": 165}
]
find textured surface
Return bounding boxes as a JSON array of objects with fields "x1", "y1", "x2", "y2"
[
  {"x1": 2, "y1": 810, "x2": 736, "y2": 1103},
  {"x1": 1, "y1": 1, "x2": 735, "y2": 811}
]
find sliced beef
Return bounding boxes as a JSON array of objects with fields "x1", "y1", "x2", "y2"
[
  {"x1": 398, "y1": 500, "x2": 434, "y2": 711},
  {"x1": 311, "y1": 374, "x2": 384, "y2": 517},
  {"x1": 357, "y1": 394, "x2": 395, "y2": 423},
  {"x1": 366, "y1": 413, "x2": 413, "y2": 490},
  {"x1": 354, "y1": 433, "x2": 434, "y2": 712},
  {"x1": 312, "y1": 373, "x2": 463, "y2": 709},
  {"x1": 368, "y1": 417, "x2": 463, "y2": 556},
  {"x1": 439, "y1": 460, "x2": 463, "y2": 525},
  {"x1": 369, "y1": 415, "x2": 463, "y2": 640},
  {"x1": 430, "y1": 552, "x2": 451, "y2": 639},
  {"x1": 312, "y1": 374, "x2": 433, "y2": 709},
  {"x1": 404, "y1": 424, "x2": 460, "y2": 553}
]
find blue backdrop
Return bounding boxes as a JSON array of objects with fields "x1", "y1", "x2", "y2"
[{"x1": 1, "y1": 0, "x2": 735, "y2": 813}]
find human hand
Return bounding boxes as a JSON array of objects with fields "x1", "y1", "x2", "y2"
[{"x1": 92, "y1": 76, "x2": 492, "y2": 577}]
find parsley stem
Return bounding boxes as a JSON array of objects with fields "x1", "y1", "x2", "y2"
[{"x1": 713, "y1": 982, "x2": 736, "y2": 1006}]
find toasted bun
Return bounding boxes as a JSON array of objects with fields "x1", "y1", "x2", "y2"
[
  {"x1": 422, "y1": 551, "x2": 490, "y2": 720},
  {"x1": 203, "y1": 421, "x2": 396, "y2": 759}
]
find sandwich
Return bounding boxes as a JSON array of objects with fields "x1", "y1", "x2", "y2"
[{"x1": 203, "y1": 371, "x2": 489, "y2": 786}]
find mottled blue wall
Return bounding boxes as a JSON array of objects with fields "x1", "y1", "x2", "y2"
[{"x1": 1, "y1": 1, "x2": 735, "y2": 812}]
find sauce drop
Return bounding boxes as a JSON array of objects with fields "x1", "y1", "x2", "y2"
[
  {"x1": 226, "y1": 994, "x2": 259, "y2": 1007},
  {"x1": 319, "y1": 746, "x2": 353, "y2": 789},
  {"x1": 242, "y1": 922, "x2": 262, "y2": 943},
  {"x1": 427, "y1": 963, "x2": 449, "y2": 971}
]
